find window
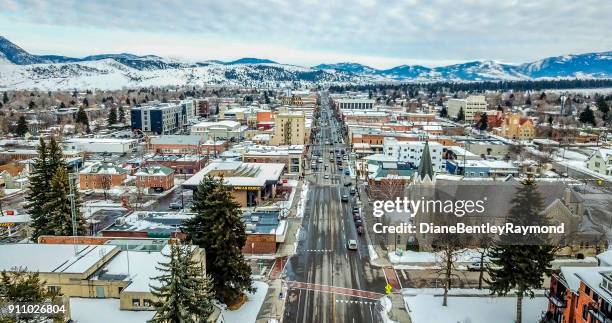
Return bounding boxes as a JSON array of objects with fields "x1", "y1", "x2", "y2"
[
  {"x1": 132, "y1": 299, "x2": 141, "y2": 307},
  {"x1": 47, "y1": 285, "x2": 61, "y2": 294},
  {"x1": 118, "y1": 287, "x2": 123, "y2": 294},
  {"x1": 585, "y1": 286, "x2": 591, "y2": 296},
  {"x1": 143, "y1": 299, "x2": 152, "y2": 307}
]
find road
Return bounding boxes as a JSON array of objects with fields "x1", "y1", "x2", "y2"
[{"x1": 283, "y1": 92, "x2": 388, "y2": 323}]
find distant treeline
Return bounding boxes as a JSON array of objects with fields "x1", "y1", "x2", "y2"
[{"x1": 328, "y1": 78, "x2": 612, "y2": 94}]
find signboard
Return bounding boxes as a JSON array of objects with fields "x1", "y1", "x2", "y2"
[
  {"x1": 0, "y1": 222, "x2": 15, "y2": 227},
  {"x1": 233, "y1": 186, "x2": 260, "y2": 191}
]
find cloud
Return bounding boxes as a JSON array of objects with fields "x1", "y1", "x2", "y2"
[{"x1": 0, "y1": 0, "x2": 611, "y2": 68}]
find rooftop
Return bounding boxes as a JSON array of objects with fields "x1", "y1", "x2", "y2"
[
  {"x1": 183, "y1": 160, "x2": 284, "y2": 188},
  {"x1": 150, "y1": 135, "x2": 203, "y2": 146}
]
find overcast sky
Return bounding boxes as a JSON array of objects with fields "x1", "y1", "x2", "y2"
[{"x1": 1, "y1": 0, "x2": 611, "y2": 68}]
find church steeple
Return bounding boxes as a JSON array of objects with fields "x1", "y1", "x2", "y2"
[{"x1": 417, "y1": 140, "x2": 434, "y2": 181}]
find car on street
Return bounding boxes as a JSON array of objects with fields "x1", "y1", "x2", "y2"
[
  {"x1": 341, "y1": 194, "x2": 349, "y2": 202},
  {"x1": 356, "y1": 225, "x2": 364, "y2": 235},
  {"x1": 343, "y1": 182, "x2": 352, "y2": 187},
  {"x1": 324, "y1": 174, "x2": 330, "y2": 179},
  {"x1": 347, "y1": 239, "x2": 358, "y2": 250},
  {"x1": 344, "y1": 169, "x2": 350, "y2": 175},
  {"x1": 353, "y1": 213, "x2": 361, "y2": 221},
  {"x1": 349, "y1": 187, "x2": 356, "y2": 195},
  {"x1": 354, "y1": 219, "x2": 363, "y2": 227},
  {"x1": 169, "y1": 201, "x2": 183, "y2": 210}
]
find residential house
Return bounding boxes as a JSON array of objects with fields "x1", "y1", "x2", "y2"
[
  {"x1": 79, "y1": 162, "x2": 129, "y2": 190},
  {"x1": 135, "y1": 164, "x2": 174, "y2": 192},
  {"x1": 587, "y1": 149, "x2": 612, "y2": 176}
]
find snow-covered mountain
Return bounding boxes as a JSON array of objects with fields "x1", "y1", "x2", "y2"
[{"x1": 1, "y1": 36, "x2": 611, "y2": 90}]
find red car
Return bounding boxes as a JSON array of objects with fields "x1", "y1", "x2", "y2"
[{"x1": 357, "y1": 225, "x2": 364, "y2": 235}]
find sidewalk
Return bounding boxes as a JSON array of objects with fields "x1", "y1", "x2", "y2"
[
  {"x1": 387, "y1": 293, "x2": 412, "y2": 323},
  {"x1": 255, "y1": 279, "x2": 285, "y2": 323}
]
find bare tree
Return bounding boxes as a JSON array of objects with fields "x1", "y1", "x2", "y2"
[{"x1": 432, "y1": 214, "x2": 467, "y2": 306}]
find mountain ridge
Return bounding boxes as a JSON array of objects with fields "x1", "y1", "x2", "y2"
[{"x1": 1, "y1": 36, "x2": 612, "y2": 90}]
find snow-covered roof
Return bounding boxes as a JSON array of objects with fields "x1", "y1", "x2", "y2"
[
  {"x1": 191, "y1": 120, "x2": 241, "y2": 129},
  {"x1": 0, "y1": 244, "x2": 119, "y2": 274},
  {"x1": 150, "y1": 135, "x2": 202, "y2": 146},
  {"x1": 183, "y1": 160, "x2": 284, "y2": 188}
]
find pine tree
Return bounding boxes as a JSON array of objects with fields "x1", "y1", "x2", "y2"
[
  {"x1": 596, "y1": 96, "x2": 609, "y2": 121},
  {"x1": 150, "y1": 243, "x2": 215, "y2": 323},
  {"x1": 439, "y1": 106, "x2": 448, "y2": 118},
  {"x1": 45, "y1": 167, "x2": 87, "y2": 236},
  {"x1": 183, "y1": 176, "x2": 254, "y2": 305},
  {"x1": 82, "y1": 98, "x2": 89, "y2": 107},
  {"x1": 26, "y1": 138, "x2": 52, "y2": 240},
  {"x1": 486, "y1": 178, "x2": 554, "y2": 323},
  {"x1": 118, "y1": 106, "x2": 126, "y2": 123},
  {"x1": 477, "y1": 112, "x2": 488, "y2": 131},
  {"x1": 2, "y1": 92, "x2": 8, "y2": 104},
  {"x1": 578, "y1": 105, "x2": 596, "y2": 126},
  {"x1": 75, "y1": 106, "x2": 90, "y2": 133},
  {"x1": 0, "y1": 267, "x2": 58, "y2": 304},
  {"x1": 107, "y1": 107, "x2": 117, "y2": 126},
  {"x1": 16, "y1": 116, "x2": 28, "y2": 137},
  {"x1": 457, "y1": 107, "x2": 465, "y2": 122},
  {"x1": 59, "y1": 102, "x2": 66, "y2": 109}
]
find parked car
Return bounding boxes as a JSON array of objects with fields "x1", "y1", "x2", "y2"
[
  {"x1": 169, "y1": 202, "x2": 183, "y2": 209},
  {"x1": 355, "y1": 219, "x2": 363, "y2": 226},
  {"x1": 341, "y1": 194, "x2": 349, "y2": 202},
  {"x1": 352, "y1": 206, "x2": 360, "y2": 213},
  {"x1": 349, "y1": 187, "x2": 356, "y2": 195},
  {"x1": 356, "y1": 225, "x2": 364, "y2": 235},
  {"x1": 347, "y1": 239, "x2": 358, "y2": 250},
  {"x1": 324, "y1": 174, "x2": 330, "y2": 179},
  {"x1": 467, "y1": 261, "x2": 483, "y2": 271},
  {"x1": 344, "y1": 182, "x2": 352, "y2": 187},
  {"x1": 353, "y1": 213, "x2": 361, "y2": 221},
  {"x1": 344, "y1": 169, "x2": 350, "y2": 176}
]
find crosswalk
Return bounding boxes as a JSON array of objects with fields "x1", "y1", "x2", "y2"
[
  {"x1": 334, "y1": 298, "x2": 378, "y2": 306},
  {"x1": 304, "y1": 249, "x2": 333, "y2": 252}
]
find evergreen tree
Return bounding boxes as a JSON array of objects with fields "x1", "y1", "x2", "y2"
[
  {"x1": 150, "y1": 243, "x2": 215, "y2": 323},
  {"x1": 75, "y1": 106, "x2": 90, "y2": 133},
  {"x1": 439, "y1": 106, "x2": 448, "y2": 118},
  {"x1": 82, "y1": 98, "x2": 89, "y2": 107},
  {"x1": 476, "y1": 113, "x2": 488, "y2": 131},
  {"x1": 596, "y1": 96, "x2": 609, "y2": 121},
  {"x1": 2, "y1": 92, "x2": 8, "y2": 104},
  {"x1": 107, "y1": 107, "x2": 117, "y2": 126},
  {"x1": 0, "y1": 267, "x2": 59, "y2": 316},
  {"x1": 547, "y1": 115, "x2": 554, "y2": 125},
  {"x1": 118, "y1": 106, "x2": 126, "y2": 123},
  {"x1": 26, "y1": 138, "x2": 53, "y2": 241},
  {"x1": 486, "y1": 179, "x2": 554, "y2": 323},
  {"x1": 125, "y1": 97, "x2": 131, "y2": 106},
  {"x1": 59, "y1": 102, "x2": 66, "y2": 109},
  {"x1": 45, "y1": 167, "x2": 87, "y2": 236},
  {"x1": 578, "y1": 105, "x2": 596, "y2": 126},
  {"x1": 28, "y1": 100, "x2": 36, "y2": 109},
  {"x1": 457, "y1": 107, "x2": 465, "y2": 122},
  {"x1": 183, "y1": 176, "x2": 254, "y2": 305},
  {"x1": 16, "y1": 116, "x2": 28, "y2": 137}
]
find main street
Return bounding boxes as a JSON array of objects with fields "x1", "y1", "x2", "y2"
[{"x1": 283, "y1": 92, "x2": 388, "y2": 323}]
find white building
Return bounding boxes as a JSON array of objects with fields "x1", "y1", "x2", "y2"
[
  {"x1": 190, "y1": 120, "x2": 245, "y2": 140},
  {"x1": 447, "y1": 95, "x2": 487, "y2": 120},
  {"x1": 64, "y1": 138, "x2": 138, "y2": 154},
  {"x1": 335, "y1": 98, "x2": 375, "y2": 110},
  {"x1": 382, "y1": 137, "x2": 445, "y2": 172},
  {"x1": 587, "y1": 148, "x2": 612, "y2": 176}
]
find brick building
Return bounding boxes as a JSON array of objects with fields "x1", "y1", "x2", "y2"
[
  {"x1": 79, "y1": 162, "x2": 129, "y2": 190},
  {"x1": 135, "y1": 164, "x2": 175, "y2": 191}
]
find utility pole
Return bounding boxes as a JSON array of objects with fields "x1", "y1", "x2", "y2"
[{"x1": 68, "y1": 172, "x2": 79, "y2": 254}]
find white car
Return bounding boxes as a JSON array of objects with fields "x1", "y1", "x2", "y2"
[
  {"x1": 347, "y1": 240, "x2": 358, "y2": 250},
  {"x1": 324, "y1": 174, "x2": 330, "y2": 179}
]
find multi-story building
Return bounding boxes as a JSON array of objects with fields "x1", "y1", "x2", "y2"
[
  {"x1": 235, "y1": 144, "x2": 305, "y2": 175},
  {"x1": 587, "y1": 148, "x2": 612, "y2": 176},
  {"x1": 498, "y1": 113, "x2": 536, "y2": 140},
  {"x1": 182, "y1": 160, "x2": 285, "y2": 207},
  {"x1": 135, "y1": 164, "x2": 175, "y2": 191},
  {"x1": 190, "y1": 120, "x2": 245, "y2": 141},
  {"x1": 335, "y1": 98, "x2": 375, "y2": 110},
  {"x1": 270, "y1": 111, "x2": 306, "y2": 145},
  {"x1": 447, "y1": 95, "x2": 487, "y2": 120},
  {"x1": 64, "y1": 138, "x2": 138, "y2": 154},
  {"x1": 382, "y1": 137, "x2": 446, "y2": 172},
  {"x1": 79, "y1": 162, "x2": 129, "y2": 190},
  {"x1": 130, "y1": 102, "x2": 189, "y2": 135}
]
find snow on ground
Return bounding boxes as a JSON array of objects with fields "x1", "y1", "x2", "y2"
[
  {"x1": 220, "y1": 281, "x2": 268, "y2": 323},
  {"x1": 295, "y1": 182, "x2": 309, "y2": 218},
  {"x1": 70, "y1": 298, "x2": 155, "y2": 323},
  {"x1": 388, "y1": 249, "x2": 483, "y2": 265},
  {"x1": 404, "y1": 294, "x2": 547, "y2": 323},
  {"x1": 368, "y1": 245, "x2": 379, "y2": 261},
  {"x1": 378, "y1": 296, "x2": 397, "y2": 323},
  {"x1": 559, "y1": 160, "x2": 612, "y2": 181},
  {"x1": 555, "y1": 148, "x2": 589, "y2": 161}
]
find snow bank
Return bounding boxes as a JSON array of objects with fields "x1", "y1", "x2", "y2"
[
  {"x1": 404, "y1": 294, "x2": 547, "y2": 323},
  {"x1": 220, "y1": 281, "x2": 268, "y2": 323},
  {"x1": 295, "y1": 182, "x2": 309, "y2": 218},
  {"x1": 368, "y1": 245, "x2": 379, "y2": 261},
  {"x1": 378, "y1": 296, "x2": 397, "y2": 323},
  {"x1": 388, "y1": 249, "x2": 483, "y2": 265}
]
